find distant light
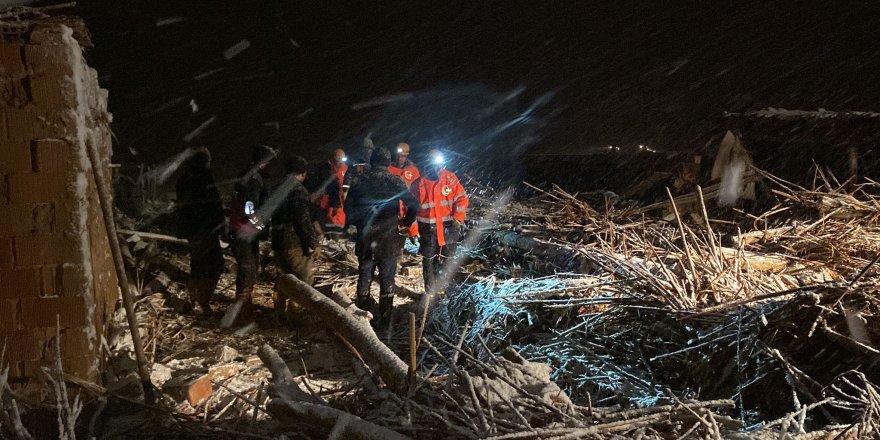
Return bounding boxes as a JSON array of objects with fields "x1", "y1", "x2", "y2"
[
  {"x1": 433, "y1": 154, "x2": 445, "y2": 165},
  {"x1": 607, "y1": 145, "x2": 614, "y2": 150},
  {"x1": 342, "y1": 156, "x2": 348, "y2": 162},
  {"x1": 639, "y1": 145, "x2": 645, "y2": 149}
]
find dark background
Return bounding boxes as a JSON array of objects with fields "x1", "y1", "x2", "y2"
[{"x1": 67, "y1": 0, "x2": 880, "y2": 182}]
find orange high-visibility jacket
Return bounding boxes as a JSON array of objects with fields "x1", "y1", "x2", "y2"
[
  {"x1": 323, "y1": 160, "x2": 347, "y2": 228},
  {"x1": 388, "y1": 163, "x2": 420, "y2": 186},
  {"x1": 411, "y1": 169, "x2": 469, "y2": 246},
  {"x1": 389, "y1": 163, "x2": 421, "y2": 237}
]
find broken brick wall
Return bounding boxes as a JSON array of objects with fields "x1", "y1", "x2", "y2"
[{"x1": 0, "y1": 19, "x2": 117, "y2": 389}]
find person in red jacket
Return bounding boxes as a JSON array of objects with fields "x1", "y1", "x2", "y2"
[
  {"x1": 307, "y1": 148, "x2": 348, "y2": 240},
  {"x1": 388, "y1": 142, "x2": 420, "y2": 240},
  {"x1": 411, "y1": 149, "x2": 469, "y2": 294}
]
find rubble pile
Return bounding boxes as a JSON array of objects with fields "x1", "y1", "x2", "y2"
[{"x1": 429, "y1": 168, "x2": 880, "y2": 437}]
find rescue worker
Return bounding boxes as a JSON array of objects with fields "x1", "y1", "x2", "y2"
[
  {"x1": 345, "y1": 148, "x2": 419, "y2": 319},
  {"x1": 342, "y1": 155, "x2": 369, "y2": 200},
  {"x1": 388, "y1": 142, "x2": 421, "y2": 240},
  {"x1": 175, "y1": 147, "x2": 225, "y2": 314},
  {"x1": 270, "y1": 156, "x2": 319, "y2": 316},
  {"x1": 223, "y1": 145, "x2": 276, "y2": 327},
  {"x1": 307, "y1": 149, "x2": 347, "y2": 239},
  {"x1": 411, "y1": 149, "x2": 469, "y2": 294}
]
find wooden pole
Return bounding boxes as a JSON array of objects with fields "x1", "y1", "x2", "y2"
[{"x1": 85, "y1": 142, "x2": 154, "y2": 403}]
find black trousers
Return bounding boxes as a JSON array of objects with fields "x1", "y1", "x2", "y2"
[
  {"x1": 356, "y1": 256, "x2": 398, "y2": 299},
  {"x1": 188, "y1": 236, "x2": 225, "y2": 278},
  {"x1": 418, "y1": 222, "x2": 461, "y2": 294},
  {"x1": 231, "y1": 234, "x2": 260, "y2": 296}
]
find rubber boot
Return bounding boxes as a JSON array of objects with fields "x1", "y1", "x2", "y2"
[
  {"x1": 378, "y1": 290, "x2": 394, "y2": 323},
  {"x1": 355, "y1": 292, "x2": 376, "y2": 313}
]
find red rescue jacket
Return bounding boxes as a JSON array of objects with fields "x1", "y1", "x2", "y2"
[
  {"x1": 411, "y1": 169, "x2": 468, "y2": 246},
  {"x1": 389, "y1": 163, "x2": 421, "y2": 237}
]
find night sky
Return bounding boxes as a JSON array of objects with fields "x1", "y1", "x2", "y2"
[{"x1": 71, "y1": 0, "x2": 880, "y2": 179}]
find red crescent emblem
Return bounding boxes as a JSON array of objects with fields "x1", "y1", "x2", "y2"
[
  {"x1": 441, "y1": 185, "x2": 452, "y2": 196},
  {"x1": 404, "y1": 170, "x2": 413, "y2": 180}
]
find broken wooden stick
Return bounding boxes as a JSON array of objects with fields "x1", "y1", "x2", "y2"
[
  {"x1": 257, "y1": 344, "x2": 410, "y2": 440},
  {"x1": 85, "y1": 139, "x2": 154, "y2": 403},
  {"x1": 275, "y1": 274, "x2": 410, "y2": 393}
]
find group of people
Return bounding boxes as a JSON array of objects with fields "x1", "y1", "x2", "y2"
[{"x1": 174, "y1": 141, "x2": 469, "y2": 326}]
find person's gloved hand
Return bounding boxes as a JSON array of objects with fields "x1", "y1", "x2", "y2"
[
  {"x1": 408, "y1": 235, "x2": 419, "y2": 246},
  {"x1": 452, "y1": 219, "x2": 464, "y2": 233}
]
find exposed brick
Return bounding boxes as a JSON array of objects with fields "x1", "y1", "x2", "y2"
[
  {"x1": 0, "y1": 238, "x2": 12, "y2": 269},
  {"x1": 31, "y1": 203, "x2": 55, "y2": 234},
  {"x1": 59, "y1": 326, "x2": 93, "y2": 359},
  {"x1": 32, "y1": 140, "x2": 67, "y2": 173},
  {"x1": 0, "y1": 43, "x2": 26, "y2": 79},
  {"x1": 60, "y1": 264, "x2": 87, "y2": 296},
  {"x1": 0, "y1": 174, "x2": 7, "y2": 205},
  {"x1": 24, "y1": 44, "x2": 75, "y2": 77},
  {"x1": 40, "y1": 265, "x2": 59, "y2": 297},
  {"x1": 0, "y1": 78, "x2": 30, "y2": 109},
  {"x1": 0, "y1": 299, "x2": 17, "y2": 331},
  {"x1": 0, "y1": 329, "x2": 44, "y2": 362},
  {"x1": 8, "y1": 172, "x2": 68, "y2": 204},
  {"x1": 13, "y1": 234, "x2": 75, "y2": 267},
  {"x1": 5, "y1": 107, "x2": 76, "y2": 141},
  {"x1": 0, "y1": 140, "x2": 33, "y2": 174},
  {"x1": 208, "y1": 364, "x2": 240, "y2": 382},
  {"x1": 20, "y1": 295, "x2": 87, "y2": 328},
  {"x1": 187, "y1": 375, "x2": 213, "y2": 406},
  {"x1": 29, "y1": 75, "x2": 77, "y2": 110},
  {"x1": 0, "y1": 204, "x2": 33, "y2": 237},
  {"x1": 4, "y1": 108, "x2": 35, "y2": 141},
  {"x1": 0, "y1": 268, "x2": 40, "y2": 298}
]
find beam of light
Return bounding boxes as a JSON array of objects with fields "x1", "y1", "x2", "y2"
[
  {"x1": 142, "y1": 147, "x2": 198, "y2": 188},
  {"x1": 419, "y1": 187, "x2": 515, "y2": 313},
  {"x1": 350, "y1": 93, "x2": 414, "y2": 111}
]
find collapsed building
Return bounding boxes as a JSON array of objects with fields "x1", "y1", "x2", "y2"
[
  {"x1": 0, "y1": 12, "x2": 117, "y2": 394},
  {"x1": 1, "y1": 9, "x2": 879, "y2": 440}
]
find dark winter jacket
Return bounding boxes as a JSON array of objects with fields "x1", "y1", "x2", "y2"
[
  {"x1": 345, "y1": 167, "x2": 419, "y2": 259},
  {"x1": 269, "y1": 176, "x2": 318, "y2": 253},
  {"x1": 229, "y1": 166, "x2": 267, "y2": 236},
  {"x1": 175, "y1": 165, "x2": 225, "y2": 240}
]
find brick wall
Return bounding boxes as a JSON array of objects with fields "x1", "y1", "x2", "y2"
[{"x1": 0, "y1": 21, "x2": 117, "y2": 388}]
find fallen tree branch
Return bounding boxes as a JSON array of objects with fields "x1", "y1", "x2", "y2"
[
  {"x1": 257, "y1": 344, "x2": 410, "y2": 440},
  {"x1": 275, "y1": 275, "x2": 410, "y2": 393}
]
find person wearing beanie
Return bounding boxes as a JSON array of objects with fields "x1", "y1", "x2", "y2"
[
  {"x1": 269, "y1": 156, "x2": 320, "y2": 320},
  {"x1": 344, "y1": 148, "x2": 419, "y2": 322},
  {"x1": 175, "y1": 147, "x2": 226, "y2": 315}
]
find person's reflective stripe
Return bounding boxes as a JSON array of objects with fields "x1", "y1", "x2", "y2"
[
  {"x1": 439, "y1": 200, "x2": 453, "y2": 206},
  {"x1": 453, "y1": 194, "x2": 466, "y2": 201},
  {"x1": 416, "y1": 216, "x2": 456, "y2": 224},
  {"x1": 420, "y1": 202, "x2": 435, "y2": 209}
]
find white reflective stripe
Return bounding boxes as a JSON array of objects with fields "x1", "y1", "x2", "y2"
[
  {"x1": 417, "y1": 216, "x2": 456, "y2": 224},
  {"x1": 453, "y1": 194, "x2": 466, "y2": 201},
  {"x1": 439, "y1": 200, "x2": 453, "y2": 206},
  {"x1": 420, "y1": 202, "x2": 435, "y2": 209}
]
